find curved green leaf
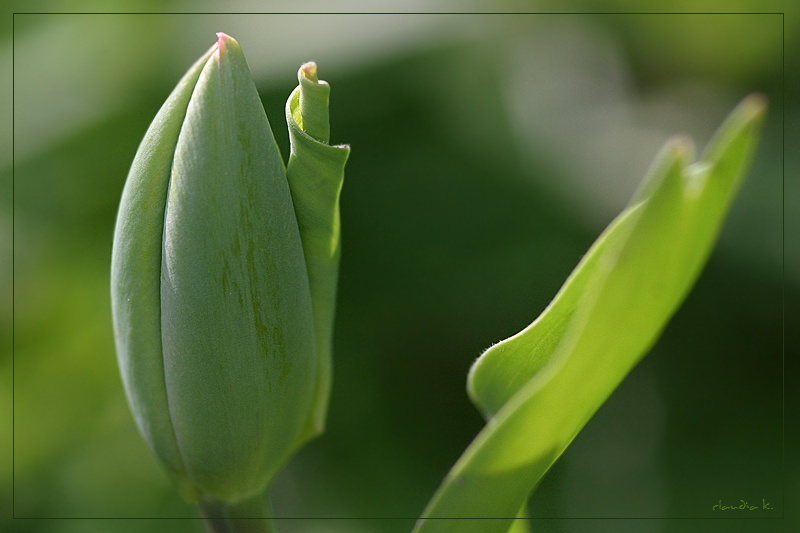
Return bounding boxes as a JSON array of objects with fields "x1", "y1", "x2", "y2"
[
  {"x1": 414, "y1": 95, "x2": 766, "y2": 532},
  {"x1": 285, "y1": 63, "x2": 351, "y2": 444}
]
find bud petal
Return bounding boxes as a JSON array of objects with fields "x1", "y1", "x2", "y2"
[{"x1": 112, "y1": 33, "x2": 316, "y2": 503}]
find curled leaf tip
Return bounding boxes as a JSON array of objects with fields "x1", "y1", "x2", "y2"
[
  {"x1": 300, "y1": 61, "x2": 319, "y2": 82},
  {"x1": 295, "y1": 61, "x2": 330, "y2": 143}
]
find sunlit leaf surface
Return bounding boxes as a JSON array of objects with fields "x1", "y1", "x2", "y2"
[{"x1": 415, "y1": 95, "x2": 766, "y2": 533}]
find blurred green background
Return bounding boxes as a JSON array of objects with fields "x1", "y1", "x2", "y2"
[{"x1": 5, "y1": 4, "x2": 798, "y2": 533}]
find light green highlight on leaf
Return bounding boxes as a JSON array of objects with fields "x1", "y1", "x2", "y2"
[
  {"x1": 507, "y1": 505, "x2": 531, "y2": 533},
  {"x1": 467, "y1": 186, "x2": 645, "y2": 419},
  {"x1": 414, "y1": 94, "x2": 766, "y2": 533}
]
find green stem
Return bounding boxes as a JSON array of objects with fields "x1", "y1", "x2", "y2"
[{"x1": 198, "y1": 490, "x2": 275, "y2": 533}]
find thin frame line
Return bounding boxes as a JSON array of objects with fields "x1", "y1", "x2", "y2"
[{"x1": 9, "y1": 10, "x2": 787, "y2": 522}]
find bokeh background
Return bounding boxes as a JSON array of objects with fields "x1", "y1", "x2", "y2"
[{"x1": 5, "y1": 3, "x2": 798, "y2": 533}]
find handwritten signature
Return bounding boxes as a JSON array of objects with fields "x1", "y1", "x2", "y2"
[{"x1": 712, "y1": 499, "x2": 773, "y2": 511}]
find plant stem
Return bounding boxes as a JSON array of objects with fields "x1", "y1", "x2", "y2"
[{"x1": 198, "y1": 490, "x2": 275, "y2": 533}]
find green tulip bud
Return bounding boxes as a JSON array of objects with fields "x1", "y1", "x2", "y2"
[{"x1": 111, "y1": 33, "x2": 347, "y2": 506}]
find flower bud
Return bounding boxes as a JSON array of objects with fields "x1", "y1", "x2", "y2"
[{"x1": 111, "y1": 33, "x2": 326, "y2": 504}]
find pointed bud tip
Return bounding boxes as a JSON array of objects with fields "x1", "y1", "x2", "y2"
[{"x1": 215, "y1": 32, "x2": 237, "y2": 55}]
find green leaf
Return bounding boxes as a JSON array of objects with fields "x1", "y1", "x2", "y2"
[
  {"x1": 285, "y1": 63, "x2": 350, "y2": 445},
  {"x1": 413, "y1": 94, "x2": 766, "y2": 533}
]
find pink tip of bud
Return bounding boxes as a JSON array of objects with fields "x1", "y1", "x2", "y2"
[{"x1": 216, "y1": 32, "x2": 232, "y2": 52}]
